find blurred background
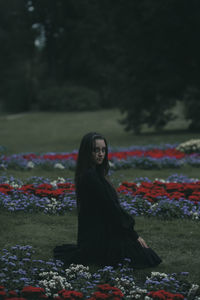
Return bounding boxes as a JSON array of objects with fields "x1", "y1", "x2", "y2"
[{"x1": 0, "y1": 0, "x2": 200, "y2": 135}]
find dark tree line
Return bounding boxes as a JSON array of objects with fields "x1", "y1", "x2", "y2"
[{"x1": 0, "y1": 0, "x2": 200, "y2": 132}]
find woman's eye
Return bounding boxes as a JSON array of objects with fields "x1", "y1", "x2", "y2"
[{"x1": 94, "y1": 147, "x2": 106, "y2": 153}]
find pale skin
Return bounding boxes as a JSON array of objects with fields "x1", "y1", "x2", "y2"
[
  {"x1": 92, "y1": 139, "x2": 149, "y2": 249},
  {"x1": 92, "y1": 139, "x2": 107, "y2": 165}
]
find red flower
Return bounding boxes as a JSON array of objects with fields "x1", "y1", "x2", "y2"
[
  {"x1": 22, "y1": 286, "x2": 45, "y2": 294},
  {"x1": 189, "y1": 195, "x2": 200, "y2": 202},
  {"x1": 98, "y1": 284, "x2": 123, "y2": 297},
  {"x1": 4, "y1": 298, "x2": 27, "y2": 300},
  {"x1": 58, "y1": 290, "x2": 83, "y2": 300},
  {"x1": 0, "y1": 290, "x2": 6, "y2": 296},
  {"x1": 19, "y1": 184, "x2": 35, "y2": 194},
  {"x1": 118, "y1": 180, "x2": 200, "y2": 204},
  {"x1": 0, "y1": 184, "x2": 13, "y2": 195},
  {"x1": 111, "y1": 291, "x2": 124, "y2": 298},
  {"x1": 42, "y1": 154, "x2": 77, "y2": 161},
  {"x1": 98, "y1": 284, "x2": 114, "y2": 290},
  {"x1": 92, "y1": 292, "x2": 110, "y2": 299},
  {"x1": 90, "y1": 285, "x2": 124, "y2": 300},
  {"x1": 58, "y1": 289, "x2": 67, "y2": 295},
  {"x1": 8, "y1": 291, "x2": 18, "y2": 297},
  {"x1": 57, "y1": 183, "x2": 75, "y2": 189},
  {"x1": 37, "y1": 184, "x2": 53, "y2": 190},
  {"x1": 0, "y1": 183, "x2": 13, "y2": 189},
  {"x1": 148, "y1": 289, "x2": 184, "y2": 300},
  {"x1": 23, "y1": 153, "x2": 37, "y2": 159}
]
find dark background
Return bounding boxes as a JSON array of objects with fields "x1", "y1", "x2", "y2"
[{"x1": 0, "y1": 0, "x2": 200, "y2": 133}]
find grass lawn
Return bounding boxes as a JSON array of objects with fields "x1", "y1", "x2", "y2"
[
  {"x1": 0, "y1": 211, "x2": 199, "y2": 285},
  {"x1": 0, "y1": 109, "x2": 200, "y2": 286},
  {"x1": 0, "y1": 108, "x2": 200, "y2": 154}
]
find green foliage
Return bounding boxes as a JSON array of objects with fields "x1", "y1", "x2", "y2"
[
  {"x1": 0, "y1": 0, "x2": 36, "y2": 112},
  {"x1": 114, "y1": 0, "x2": 200, "y2": 133},
  {"x1": 1, "y1": 0, "x2": 200, "y2": 131},
  {"x1": 119, "y1": 98, "x2": 175, "y2": 134},
  {"x1": 183, "y1": 87, "x2": 200, "y2": 131},
  {"x1": 3, "y1": 61, "x2": 37, "y2": 113},
  {"x1": 38, "y1": 84, "x2": 101, "y2": 111}
]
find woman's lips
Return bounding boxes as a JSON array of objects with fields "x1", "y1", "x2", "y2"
[{"x1": 97, "y1": 157, "x2": 103, "y2": 162}]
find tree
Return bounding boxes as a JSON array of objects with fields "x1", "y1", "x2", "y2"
[
  {"x1": 112, "y1": 0, "x2": 200, "y2": 132},
  {"x1": 183, "y1": 87, "x2": 200, "y2": 131},
  {"x1": 1, "y1": 0, "x2": 200, "y2": 122},
  {"x1": 0, "y1": 0, "x2": 37, "y2": 112},
  {"x1": 30, "y1": 0, "x2": 118, "y2": 107}
]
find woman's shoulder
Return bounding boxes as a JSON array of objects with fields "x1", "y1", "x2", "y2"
[
  {"x1": 83, "y1": 167, "x2": 97, "y2": 177},
  {"x1": 81, "y1": 167, "x2": 99, "y2": 183}
]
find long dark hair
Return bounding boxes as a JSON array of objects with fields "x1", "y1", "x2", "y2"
[{"x1": 75, "y1": 132, "x2": 110, "y2": 210}]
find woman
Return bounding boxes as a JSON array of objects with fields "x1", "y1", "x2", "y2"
[{"x1": 54, "y1": 132, "x2": 162, "y2": 268}]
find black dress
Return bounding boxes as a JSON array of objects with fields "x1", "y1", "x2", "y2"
[{"x1": 53, "y1": 168, "x2": 162, "y2": 268}]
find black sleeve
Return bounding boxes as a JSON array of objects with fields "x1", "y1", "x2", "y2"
[{"x1": 80, "y1": 169, "x2": 139, "y2": 240}]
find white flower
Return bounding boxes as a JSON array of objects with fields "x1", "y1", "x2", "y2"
[
  {"x1": 191, "y1": 212, "x2": 199, "y2": 220},
  {"x1": 109, "y1": 161, "x2": 115, "y2": 167},
  {"x1": 54, "y1": 163, "x2": 65, "y2": 169},
  {"x1": 177, "y1": 139, "x2": 200, "y2": 153},
  {"x1": 187, "y1": 284, "x2": 199, "y2": 299},
  {"x1": 50, "y1": 180, "x2": 57, "y2": 188},
  {"x1": 10, "y1": 182, "x2": 21, "y2": 188},
  {"x1": 155, "y1": 178, "x2": 166, "y2": 183},
  {"x1": 64, "y1": 264, "x2": 91, "y2": 280},
  {"x1": 151, "y1": 203, "x2": 159, "y2": 209},
  {"x1": 39, "y1": 271, "x2": 72, "y2": 297},
  {"x1": 150, "y1": 271, "x2": 168, "y2": 278},
  {"x1": 57, "y1": 177, "x2": 66, "y2": 183},
  {"x1": 0, "y1": 164, "x2": 6, "y2": 170},
  {"x1": 27, "y1": 161, "x2": 35, "y2": 168}
]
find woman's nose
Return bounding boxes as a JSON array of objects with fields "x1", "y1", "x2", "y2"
[{"x1": 98, "y1": 150, "x2": 104, "y2": 155}]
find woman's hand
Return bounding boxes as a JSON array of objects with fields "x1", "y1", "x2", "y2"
[{"x1": 137, "y1": 236, "x2": 149, "y2": 248}]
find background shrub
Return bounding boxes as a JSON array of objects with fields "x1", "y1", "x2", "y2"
[{"x1": 38, "y1": 84, "x2": 101, "y2": 111}]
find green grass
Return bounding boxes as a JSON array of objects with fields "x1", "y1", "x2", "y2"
[
  {"x1": 0, "y1": 109, "x2": 200, "y2": 154},
  {"x1": 111, "y1": 165, "x2": 200, "y2": 183},
  {"x1": 0, "y1": 211, "x2": 199, "y2": 284},
  {"x1": 0, "y1": 109, "x2": 200, "y2": 286},
  {"x1": 1, "y1": 164, "x2": 200, "y2": 184},
  {"x1": 0, "y1": 211, "x2": 78, "y2": 260}
]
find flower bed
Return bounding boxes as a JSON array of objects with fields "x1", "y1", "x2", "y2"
[
  {"x1": 0, "y1": 245, "x2": 199, "y2": 299},
  {"x1": 0, "y1": 176, "x2": 76, "y2": 214},
  {"x1": 118, "y1": 174, "x2": 200, "y2": 220},
  {"x1": 1, "y1": 145, "x2": 200, "y2": 170},
  {"x1": 0, "y1": 175, "x2": 199, "y2": 220}
]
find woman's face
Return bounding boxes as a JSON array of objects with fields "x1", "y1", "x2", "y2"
[{"x1": 92, "y1": 139, "x2": 106, "y2": 165}]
